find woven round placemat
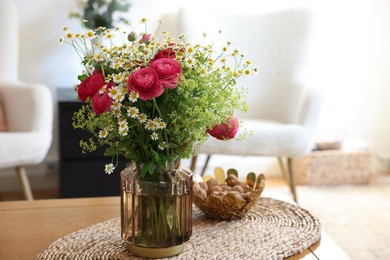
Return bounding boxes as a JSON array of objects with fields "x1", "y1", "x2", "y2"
[{"x1": 37, "y1": 197, "x2": 321, "y2": 260}]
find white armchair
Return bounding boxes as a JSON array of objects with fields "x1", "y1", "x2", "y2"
[
  {"x1": 179, "y1": 7, "x2": 322, "y2": 202},
  {"x1": 0, "y1": 0, "x2": 53, "y2": 200}
]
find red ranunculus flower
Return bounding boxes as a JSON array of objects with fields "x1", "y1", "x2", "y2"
[
  {"x1": 153, "y1": 48, "x2": 176, "y2": 60},
  {"x1": 91, "y1": 83, "x2": 114, "y2": 114},
  {"x1": 150, "y1": 58, "x2": 182, "y2": 89},
  {"x1": 77, "y1": 70, "x2": 105, "y2": 102},
  {"x1": 127, "y1": 67, "x2": 164, "y2": 101},
  {"x1": 207, "y1": 116, "x2": 240, "y2": 140}
]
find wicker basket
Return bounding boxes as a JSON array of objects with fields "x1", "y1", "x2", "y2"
[
  {"x1": 193, "y1": 173, "x2": 265, "y2": 220},
  {"x1": 292, "y1": 150, "x2": 373, "y2": 185}
]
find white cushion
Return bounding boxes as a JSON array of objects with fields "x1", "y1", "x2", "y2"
[
  {"x1": 0, "y1": 85, "x2": 53, "y2": 169},
  {"x1": 198, "y1": 119, "x2": 314, "y2": 157},
  {"x1": 0, "y1": 132, "x2": 51, "y2": 168}
]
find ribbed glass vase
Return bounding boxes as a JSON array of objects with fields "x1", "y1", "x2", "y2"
[{"x1": 120, "y1": 160, "x2": 192, "y2": 258}]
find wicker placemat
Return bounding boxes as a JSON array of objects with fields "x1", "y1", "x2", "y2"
[{"x1": 37, "y1": 197, "x2": 321, "y2": 260}]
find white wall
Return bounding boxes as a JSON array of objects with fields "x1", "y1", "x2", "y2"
[
  {"x1": 305, "y1": 0, "x2": 390, "y2": 158},
  {"x1": 11, "y1": 0, "x2": 390, "y2": 162}
]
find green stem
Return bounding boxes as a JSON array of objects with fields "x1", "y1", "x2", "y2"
[
  {"x1": 153, "y1": 20, "x2": 162, "y2": 37},
  {"x1": 100, "y1": 64, "x2": 106, "y2": 78},
  {"x1": 152, "y1": 98, "x2": 170, "y2": 155}
]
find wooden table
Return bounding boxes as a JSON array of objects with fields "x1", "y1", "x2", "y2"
[{"x1": 0, "y1": 195, "x2": 350, "y2": 260}]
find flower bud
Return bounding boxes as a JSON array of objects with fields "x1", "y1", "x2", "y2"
[
  {"x1": 127, "y1": 32, "x2": 136, "y2": 42},
  {"x1": 208, "y1": 116, "x2": 240, "y2": 140},
  {"x1": 142, "y1": 33, "x2": 152, "y2": 44}
]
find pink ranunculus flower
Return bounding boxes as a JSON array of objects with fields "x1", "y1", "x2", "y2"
[
  {"x1": 150, "y1": 58, "x2": 182, "y2": 89},
  {"x1": 77, "y1": 70, "x2": 105, "y2": 102},
  {"x1": 91, "y1": 83, "x2": 114, "y2": 114},
  {"x1": 152, "y1": 48, "x2": 176, "y2": 61},
  {"x1": 142, "y1": 33, "x2": 152, "y2": 43},
  {"x1": 127, "y1": 67, "x2": 164, "y2": 101},
  {"x1": 207, "y1": 116, "x2": 240, "y2": 140}
]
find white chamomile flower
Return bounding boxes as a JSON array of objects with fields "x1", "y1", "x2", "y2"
[
  {"x1": 121, "y1": 85, "x2": 128, "y2": 93},
  {"x1": 109, "y1": 87, "x2": 119, "y2": 98},
  {"x1": 104, "y1": 33, "x2": 114, "y2": 40},
  {"x1": 200, "y1": 66, "x2": 207, "y2": 76},
  {"x1": 158, "y1": 142, "x2": 166, "y2": 150},
  {"x1": 95, "y1": 53, "x2": 104, "y2": 62},
  {"x1": 154, "y1": 118, "x2": 166, "y2": 129},
  {"x1": 112, "y1": 73, "x2": 124, "y2": 84},
  {"x1": 111, "y1": 59, "x2": 125, "y2": 69},
  {"x1": 112, "y1": 109, "x2": 121, "y2": 118},
  {"x1": 145, "y1": 120, "x2": 157, "y2": 131},
  {"x1": 243, "y1": 69, "x2": 252, "y2": 76},
  {"x1": 98, "y1": 85, "x2": 106, "y2": 95},
  {"x1": 98, "y1": 128, "x2": 108, "y2": 139},
  {"x1": 119, "y1": 122, "x2": 129, "y2": 136},
  {"x1": 127, "y1": 107, "x2": 139, "y2": 118},
  {"x1": 185, "y1": 57, "x2": 195, "y2": 67},
  {"x1": 138, "y1": 113, "x2": 147, "y2": 123},
  {"x1": 151, "y1": 132, "x2": 158, "y2": 140},
  {"x1": 231, "y1": 49, "x2": 239, "y2": 57},
  {"x1": 65, "y1": 32, "x2": 74, "y2": 39},
  {"x1": 119, "y1": 129, "x2": 128, "y2": 136},
  {"x1": 85, "y1": 30, "x2": 96, "y2": 39},
  {"x1": 187, "y1": 46, "x2": 194, "y2": 53},
  {"x1": 118, "y1": 117, "x2": 127, "y2": 125},
  {"x1": 93, "y1": 41, "x2": 101, "y2": 48},
  {"x1": 115, "y1": 92, "x2": 125, "y2": 102},
  {"x1": 111, "y1": 100, "x2": 122, "y2": 111},
  {"x1": 104, "y1": 163, "x2": 115, "y2": 174},
  {"x1": 129, "y1": 91, "x2": 139, "y2": 102}
]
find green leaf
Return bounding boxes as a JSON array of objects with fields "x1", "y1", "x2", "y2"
[{"x1": 77, "y1": 74, "x2": 88, "y2": 81}]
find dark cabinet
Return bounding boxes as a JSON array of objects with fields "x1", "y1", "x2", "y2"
[{"x1": 57, "y1": 88, "x2": 126, "y2": 198}]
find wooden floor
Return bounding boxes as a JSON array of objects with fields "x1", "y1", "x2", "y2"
[{"x1": 0, "y1": 176, "x2": 288, "y2": 201}]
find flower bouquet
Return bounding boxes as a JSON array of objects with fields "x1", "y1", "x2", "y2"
[
  {"x1": 61, "y1": 19, "x2": 256, "y2": 176},
  {"x1": 60, "y1": 18, "x2": 256, "y2": 257}
]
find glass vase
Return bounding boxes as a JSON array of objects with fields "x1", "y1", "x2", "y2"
[{"x1": 120, "y1": 160, "x2": 192, "y2": 258}]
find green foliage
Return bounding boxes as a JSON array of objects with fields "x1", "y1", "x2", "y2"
[{"x1": 70, "y1": 0, "x2": 130, "y2": 29}]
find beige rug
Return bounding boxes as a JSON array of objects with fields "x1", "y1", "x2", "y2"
[{"x1": 268, "y1": 174, "x2": 390, "y2": 260}]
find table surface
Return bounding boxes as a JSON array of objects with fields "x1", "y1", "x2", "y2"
[{"x1": 0, "y1": 194, "x2": 350, "y2": 260}]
